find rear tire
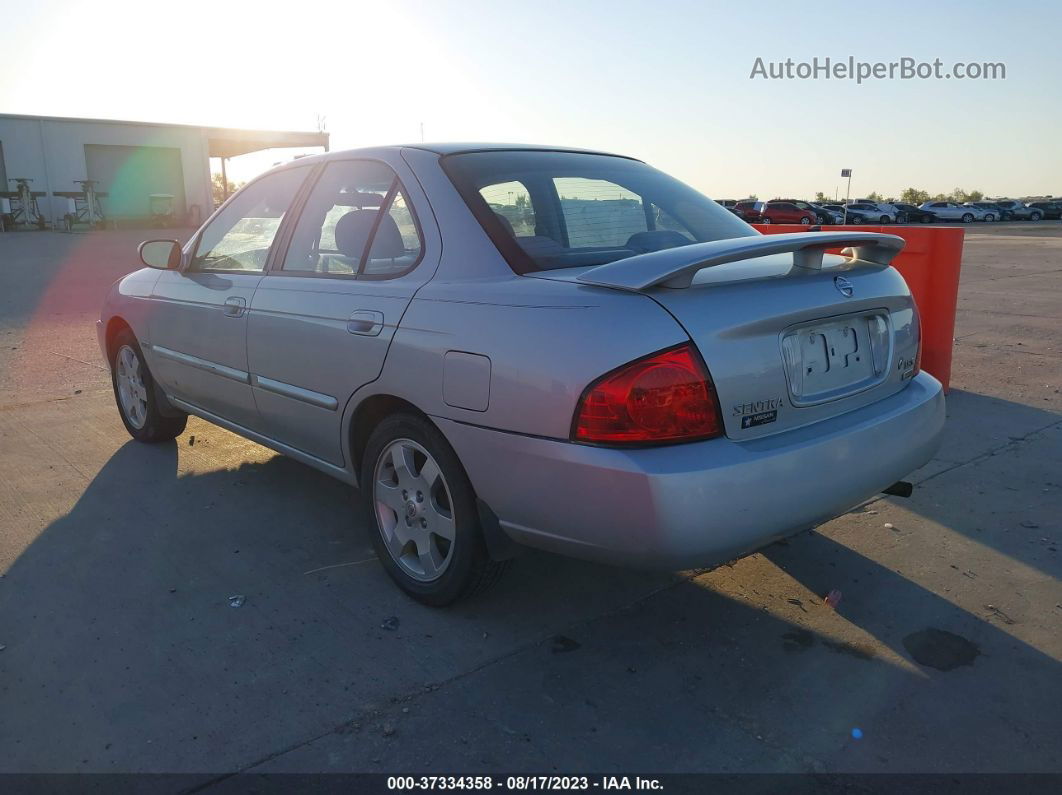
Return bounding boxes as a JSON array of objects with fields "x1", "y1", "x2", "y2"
[
  {"x1": 361, "y1": 413, "x2": 509, "y2": 606},
  {"x1": 110, "y1": 328, "x2": 187, "y2": 443},
  {"x1": 761, "y1": 217, "x2": 772, "y2": 224}
]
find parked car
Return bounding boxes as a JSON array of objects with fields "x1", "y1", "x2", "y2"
[
  {"x1": 972, "y1": 202, "x2": 1012, "y2": 220},
  {"x1": 852, "y1": 199, "x2": 901, "y2": 221},
  {"x1": 773, "y1": 199, "x2": 832, "y2": 224},
  {"x1": 715, "y1": 199, "x2": 739, "y2": 210},
  {"x1": 99, "y1": 143, "x2": 943, "y2": 604},
  {"x1": 819, "y1": 204, "x2": 869, "y2": 224},
  {"x1": 809, "y1": 203, "x2": 845, "y2": 224},
  {"x1": 846, "y1": 202, "x2": 895, "y2": 224},
  {"x1": 993, "y1": 200, "x2": 1044, "y2": 221},
  {"x1": 920, "y1": 201, "x2": 983, "y2": 223},
  {"x1": 892, "y1": 203, "x2": 937, "y2": 224},
  {"x1": 964, "y1": 202, "x2": 1003, "y2": 221},
  {"x1": 1028, "y1": 201, "x2": 1062, "y2": 220},
  {"x1": 733, "y1": 199, "x2": 764, "y2": 222},
  {"x1": 760, "y1": 200, "x2": 816, "y2": 225}
]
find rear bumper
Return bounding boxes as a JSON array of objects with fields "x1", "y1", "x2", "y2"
[{"x1": 436, "y1": 372, "x2": 944, "y2": 569}]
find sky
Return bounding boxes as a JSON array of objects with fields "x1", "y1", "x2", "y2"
[{"x1": 1, "y1": 0, "x2": 1059, "y2": 200}]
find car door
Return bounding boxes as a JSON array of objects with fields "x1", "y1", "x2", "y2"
[
  {"x1": 148, "y1": 166, "x2": 311, "y2": 430},
  {"x1": 246, "y1": 157, "x2": 440, "y2": 466}
]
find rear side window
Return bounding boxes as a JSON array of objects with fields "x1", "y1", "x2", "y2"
[
  {"x1": 364, "y1": 189, "x2": 421, "y2": 276},
  {"x1": 443, "y1": 150, "x2": 752, "y2": 273},
  {"x1": 282, "y1": 160, "x2": 422, "y2": 278}
]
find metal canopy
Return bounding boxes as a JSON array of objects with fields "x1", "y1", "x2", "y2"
[{"x1": 207, "y1": 128, "x2": 329, "y2": 159}]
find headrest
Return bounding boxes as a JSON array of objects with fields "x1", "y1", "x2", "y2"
[
  {"x1": 625, "y1": 230, "x2": 692, "y2": 254},
  {"x1": 334, "y1": 210, "x2": 376, "y2": 258},
  {"x1": 493, "y1": 211, "x2": 516, "y2": 237},
  {"x1": 334, "y1": 210, "x2": 407, "y2": 261},
  {"x1": 367, "y1": 213, "x2": 405, "y2": 259},
  {"x1": 335, "y1": 191, "x2": 386, "y2": 208}
]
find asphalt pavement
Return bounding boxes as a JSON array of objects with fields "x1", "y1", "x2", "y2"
[{"x1": 0, "y1": 222, "x2": 1059, "y2": 779}]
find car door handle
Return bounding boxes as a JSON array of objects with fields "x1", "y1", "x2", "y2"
[
  {"x1": 347, "y1": 310, "x2": 384, "y2": 336},
  {"x1": 223, "y1": 296, "x2": 247, "y2": 318}
]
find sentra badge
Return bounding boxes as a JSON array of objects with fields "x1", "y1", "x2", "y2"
[{"x1": 733, "y1": 397, "x2": 783, "y2": 428}]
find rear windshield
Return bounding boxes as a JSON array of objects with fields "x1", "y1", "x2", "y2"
[{"x1": 441, "y1": 150, "x2": 753, "y2": 273}]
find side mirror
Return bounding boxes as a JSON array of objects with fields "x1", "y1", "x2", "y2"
[{"x1": 139, "y1": 239, "x2": 182, "y2": 269}]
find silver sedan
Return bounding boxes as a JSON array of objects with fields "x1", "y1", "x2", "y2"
[{"x1": 98, "y1": 144, "x2": 944, "y2": 604}]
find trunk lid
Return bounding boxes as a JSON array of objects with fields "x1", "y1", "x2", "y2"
[
  {"x1": 528, "y1": 241, "x2": 920, "y2": 440},
  {"x1": 646, "y1": 254, "x2": 919, "y2": 439}
]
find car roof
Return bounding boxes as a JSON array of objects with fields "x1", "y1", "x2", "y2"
[
  {"x1": 406, "y1": 142, "x2": 635, "y2": 158},
  {"x1": 273, "y1": 143, "x2": 639, "y2": 172}
]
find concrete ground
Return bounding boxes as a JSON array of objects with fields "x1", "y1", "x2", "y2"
[{"x1": 0, "y1": 222, "x2": 1059, "y2": 779}]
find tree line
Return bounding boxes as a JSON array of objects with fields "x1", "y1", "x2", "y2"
[{"x1": 810, "y1": 188, "x2": 986, "y2": 205}]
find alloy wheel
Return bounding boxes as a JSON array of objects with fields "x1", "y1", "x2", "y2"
[
  {"x1": 115, "y1": 345, "x2": 148, "y2": 429},
  {"x1": 373, "y1": 439, "x2": 456, "y2": 582}
]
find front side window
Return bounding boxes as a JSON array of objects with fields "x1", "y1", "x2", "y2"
[
  {"x1": 192, "y1": 167, "x2": 309, "y2": 272},
  {"x1": 443, "y1": 150, "x2": 752, "y2": 273},
  {"x1": 282, "y1": 160, "x2": 422, "y2": 278}
]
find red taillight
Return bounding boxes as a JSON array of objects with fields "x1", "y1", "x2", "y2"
[{"x1": 572, "y1": 344, "x2": 724, "y2": 444}]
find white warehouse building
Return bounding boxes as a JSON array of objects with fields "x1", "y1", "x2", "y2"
[{"x1": 0, "y1": 113, "x2": 329, "y2": 226}]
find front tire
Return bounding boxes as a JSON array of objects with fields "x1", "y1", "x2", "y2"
[
  {"x1": 362, "y1": 413, "x2": 508, "y2": 606},
  {"x1": 800, "y1": 216, "x2": 811, "y2": 225},
  {"x1": 961, "y1": 213, "x2": 974, "y2": 223},
  {"x1": 110, "y1": 328, "x2": 187, "y2": 442},
  {"x1": 761, "y1": 217, "x2": 772, "y2": 224},
  {"x1": 1030, "y1": 212, "x2": 1042, "y2": 221}
]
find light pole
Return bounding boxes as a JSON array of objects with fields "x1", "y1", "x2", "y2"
[{"x1": 840, "y1": 169, "x2": 852, "y2": 224}]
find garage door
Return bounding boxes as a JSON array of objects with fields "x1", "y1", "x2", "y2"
[{"x1": 84, "y1": 144, "x2": 185, "y2": 219}]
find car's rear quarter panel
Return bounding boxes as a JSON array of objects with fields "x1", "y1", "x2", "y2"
[{"x1": 371, "y1": 275, "x2": 688, "y2": 440}]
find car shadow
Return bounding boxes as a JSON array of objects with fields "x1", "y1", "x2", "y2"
[
  {"x1": 887, "y1": 388, "x2": 1061, "y2": 579},
  {"x1": 0, "y1": 430, "x2": 1059, "y2": 774}
]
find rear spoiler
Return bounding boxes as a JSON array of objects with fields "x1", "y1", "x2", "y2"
[{"x1": 575, "y1": 231, "x2": 905, "y2": 291}]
